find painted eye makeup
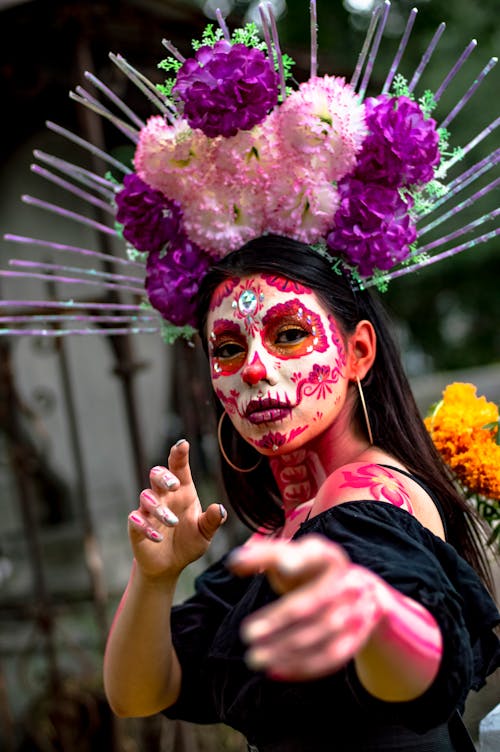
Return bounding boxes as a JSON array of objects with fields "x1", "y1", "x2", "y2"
[
  {"x1": 266, "y1": 317, "x2": 315, "y2": 358},
  {"x1": 213, "y1": 340, "x2": 246, "y2": 359},
  {"x1": 275, "y1": 325, "x2": 310, "y2": 345}
]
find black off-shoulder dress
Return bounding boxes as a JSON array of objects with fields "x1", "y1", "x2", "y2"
[{"x1": 163, "y1": 499, "x2": 500, "y2": 751}]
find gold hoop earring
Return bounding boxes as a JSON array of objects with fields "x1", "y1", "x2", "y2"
[
  {"x1": 356, "y1": 375, "x2": 374, "y2": 446},
  {"x1": 217, "y1": 411, "x2": 262, "y2": 473}
]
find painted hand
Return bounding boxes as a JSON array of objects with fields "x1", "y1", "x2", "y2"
[
  {"x1": 229, "y1": 534, "x2": 442, "y2": 696},
  {"x1": 128, "y1": 440, "x2": 226, "y2": 579}
]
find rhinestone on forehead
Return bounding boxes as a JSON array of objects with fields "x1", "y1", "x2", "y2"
[{"x1": 238, "y1": 289, "x2": 258, "y2": 315}]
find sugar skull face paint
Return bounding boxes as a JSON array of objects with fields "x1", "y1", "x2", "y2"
[{"x1": 207, "y1": 274, "x2": 349, "y2": 454}]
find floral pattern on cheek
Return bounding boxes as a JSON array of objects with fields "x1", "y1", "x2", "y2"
[
  {"x1": 214, "y1": 387, "x2": 239, "y2": 415},
  {"x1": 262, "y1": 299, "x2": 328, "y2": 357},
  {"x1": 339, "y1": 464, "x2": 414, "y2": 513},
  {"x1": 296, "y1": 364, "x2": 343, "y2": 402},
  {"x1": 209, "y1": 278, "x2": 240, "y2": 310},
  {"x1": 250, "y1": 426, "x2": 308, "y2": 451},
  {"x1": 262, "y1": 274, "x2": 312, "y2": 295}
]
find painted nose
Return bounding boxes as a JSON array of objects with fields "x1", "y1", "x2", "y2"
[{"x1": 242, "y1": 353, "x2": 267, "y2": 386}]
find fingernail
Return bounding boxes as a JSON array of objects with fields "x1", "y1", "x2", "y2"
[
  {"x1": 155, "y1": 506, "x2": 179, "y2": 527},
  {"x1": 242, "y1": 619, "x2": 268, "y2": 642},
  {"x1": 159, "y1": 475, "x2": 179, "y2": 490},
  {"x1": 151, "y1": 466, "x2": 164, "y2": 475},
  {"x1": 219, "y1": 504, "x2": 227, "y2": 520},
  {"x1": 175, "y1": 438, "x2": 187, "y2": 446},
  {"x1": 245, "y1": 648, "x2": 268, "y2": 670},
  {"x1": 146, "y1": 528, "x2": 164, "y2": 543},
  {"x1": 129, "y1": 513, "x2": 144, "y2": 526},
  {"x1": 141, "y1": 490, "x2": 158, "y2": 506}
]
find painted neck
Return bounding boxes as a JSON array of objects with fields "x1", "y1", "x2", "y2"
[{"x1": 269, "y1": 390, "x2": 371, "y2": 515}]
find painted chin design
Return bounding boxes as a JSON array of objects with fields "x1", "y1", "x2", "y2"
[{"x1": 244, "y1": 397, "x2": 293, "y2": 425}]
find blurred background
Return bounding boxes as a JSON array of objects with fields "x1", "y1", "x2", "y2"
[{"x1": 0, "y1": 0, "x2": 499, "y2": 749}]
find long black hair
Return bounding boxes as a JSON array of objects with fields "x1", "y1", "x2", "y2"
[{"x1": 196, "y1": 235, "x2": 492, "y2": 588}]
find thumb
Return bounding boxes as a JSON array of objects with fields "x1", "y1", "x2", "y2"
[{"x1": 198, "y1": 503, "x2": 227, "y2": 541}]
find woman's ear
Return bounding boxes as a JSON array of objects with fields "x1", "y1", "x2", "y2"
[{"x1": 346, "y1": 320, "x2": 377, "y2": 380}]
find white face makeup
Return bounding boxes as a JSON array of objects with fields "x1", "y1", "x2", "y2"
[{"x1": 207, "y1": 274, "x2": 350, "y2": 454}]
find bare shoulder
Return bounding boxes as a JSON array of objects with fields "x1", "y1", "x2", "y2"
[{"x1": 312, "y1": 458, "x2": 445, "y2": 540}]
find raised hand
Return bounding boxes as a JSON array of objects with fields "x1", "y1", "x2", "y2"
[
  {"x1": 128, "y1": 439, "x2": 226, "y2": 579},
  {"x1": 228, "y1": 534, "x2": 442, "y2": 697}
]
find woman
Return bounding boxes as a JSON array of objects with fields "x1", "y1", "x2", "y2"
[{"x1": 103, "y1": 236, "x2": 500, "y2": 752}]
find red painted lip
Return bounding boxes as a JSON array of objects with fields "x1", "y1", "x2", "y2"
[{"x1": 245, "y1": 398, "x2": 292, "y2": 424}]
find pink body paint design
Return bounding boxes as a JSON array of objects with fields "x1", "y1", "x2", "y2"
[
  {"x1": 328, "y1": 315, "x2": 347, "y2": 369},
  {"x1": 340, "y1": 464, "x2": 414, "y2": 512},
  {"x1": 251, "y1": 425, "x2": 308, "y2": 451},
  {"x1": 262, "y1": 274, "x2": 312, "y2": 295},
  {"x1": 209, "y1": 278, "x2": 240, "y2": 310},
  {"x1": 296, "y1": 364, "x2": 342, "y2": 401}
]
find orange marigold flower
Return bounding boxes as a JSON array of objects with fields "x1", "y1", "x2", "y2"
[{"x1": 425, "y1": 382, "x2": 500, "y2": 500}]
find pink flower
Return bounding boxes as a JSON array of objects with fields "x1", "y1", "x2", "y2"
[
  {"x1": 340, "y1": 464, "x2": 411, "y2": 507},
  {"x1": 278, "y1": 76, "x2": 366, "y2": 181},
  {"x1": 134, "y1": 117, "x2": 209, "y2": 204}
]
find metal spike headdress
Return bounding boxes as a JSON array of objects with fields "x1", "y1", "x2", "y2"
[{"x1": 1, "y1": 1, "x2": 499, "y2": 342}]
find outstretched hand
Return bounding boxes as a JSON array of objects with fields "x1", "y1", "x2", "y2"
[
  {"x1": 128, "y1": 440, "x2": 226, "y2": 579},
  {"x1": 228, "y1": 535, "x2": 389, "y2": 681}
]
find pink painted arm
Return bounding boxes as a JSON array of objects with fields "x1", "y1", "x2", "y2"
[{"x1": 229, "y1": 535, "x2": 442, "y2": 701}]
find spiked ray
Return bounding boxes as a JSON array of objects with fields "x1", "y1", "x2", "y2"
[
  {"x1": 70, "y1": 88, "x2": 139, "y2": 143},
  {"x1": 0, "y1": 300, "x2": 148, "y2": 312},
  {"x1": 407, "y1": 22, "x2": 446, "y2": 94},
  {"x1": 310, "y1": 0, "x2": 318, "y2": 79},
  {"x1": 440, "y1": 57, "x2": 498, "y2": 129},
  {"x1": 265, "y1": 3, "x2": 287, "y2": 101},
  {"x1": 8, "y1": 259, "x2": 143, "y2": 286},
  {"x1": 415, "y1": 150, "x2": 500, "y2": 231},
  {"x1": 417, "y1": 177, "x2": 500, "y2": 238},
  {"x1": 357, "y1": 0, "x2": 391, "y2": 100},
  {"x1": 350, "y1": 3, "x2": 382, "y2": 91},
  {"x1": 4, "y1": 235, "x2": 143, "y2": 270},
  {"x1": 216, "y1": 8, "x2": 231, "y2": 42},
  {"x1": 33, "y1": 151, "x2": 117, "y2": 199},
  {"x1": 30, "y1": 164, "x2": 114, "y2": 215},
  {"x1": 46, "y1": 121, "x2": 131, "y2": 175},
  {"x1": 433, "y1": 40, "x2": 477, "y2": 102},
  {"x1": 83, "y1": 71, "x2": 146, "y2": 130},
  {"x1": 382, "y1": 7, "x2": 418, "y2": 95},
  {"x1": 416, "y1": 207, "x2": 500, "y2": 256},
  {"x1": 109, "y1": 53, "x2": 178, "y2": 122},
  {"x1": 0, "y1": 269, "x2": 144, "y2": 296},
  {"x1": 21, "y1": 194, "x2": 117, "y2": 236},
  {"x1": 0, "y1": 326, "x2": 160, "y2": 337},
  {"x1": 0, "y1": 314, "x2": 156, "y2": 325},
  {"x1": 379, "y1": 227, "x2": 500, "y2": 284}
]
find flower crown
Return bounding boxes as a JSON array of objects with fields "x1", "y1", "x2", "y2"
[{"x1": 2, "y1": 1, "x2": 499, "y2": 342}]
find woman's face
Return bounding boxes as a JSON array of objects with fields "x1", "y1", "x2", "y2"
[{"x1": 206, "y1": 273, "x2": 352, "y2": 455}]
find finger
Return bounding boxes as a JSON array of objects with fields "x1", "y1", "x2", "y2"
[
  {"x1": 140, "y1": 490, "x2": 179, "y2": 527},
  {"x1": 240, "y1": 565, "x2": 356, "y2": 643},
  {"x1": 229, "y1": 535, "x2": 348, "y2": 584},
  {"x1": 149, "y1": 465, "x2": 180, "y2": 494},
  {"x1": 167, "y1": 440, "x2": 194, "y2": 487},
  {"x1": 198, "y1": 503, "x2": 227, "y2": 542},
  {"x1": 128, "y1": 512, "x2": 164, "y2": 543}
]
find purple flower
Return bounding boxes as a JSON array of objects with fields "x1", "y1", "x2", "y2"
[
  {"x1": 145, "y1": 236, "x2": 212, "y2": 327},
  {"x1": 327, "y1": 178, "x2": 417, "y2": 277},
  {"x1": 353, "y1": 95, "x2": 440, "y2": 188},
  {"x1": 116, "y1": 174, "x2": 183, "y2": 253},
  {"x1": 173, "y1": 41, "x2": 279, "y2": 138}
]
